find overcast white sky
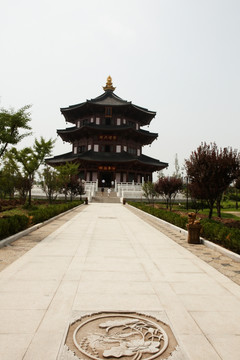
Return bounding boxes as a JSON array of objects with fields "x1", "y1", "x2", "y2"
[{"x1": 1, "y1": 0, "x2": 240, "y2": 177}]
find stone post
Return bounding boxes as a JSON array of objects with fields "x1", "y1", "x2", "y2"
[{"x1": 187, "y1": 212, "x2": 201, "y2": 244}]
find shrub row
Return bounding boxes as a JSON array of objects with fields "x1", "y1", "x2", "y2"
[
  {"x1": 128, "y1": 202, "x2": 188, "y2": 230},
  {"x1": 0, "y1": 201, "x2": 82, "y2": 241},
  {"x1": 29, "y1": 201, "x2": 82, "y2": 224},
  {"x1": 129, "y1": 202, "x2": 240, "y2": 255},
  {"x1": 201, "y1": 218, "x2": 240, "y2": 254},
  {"x1": 0, "y1": 215, "x2": 29, "y2": 240}
]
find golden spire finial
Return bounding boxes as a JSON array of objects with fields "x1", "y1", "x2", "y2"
[{"x1": 103, "y1": 75, "x2": 116, "y2": 91}]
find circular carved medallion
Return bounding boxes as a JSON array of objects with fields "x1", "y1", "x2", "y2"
[{"x1": 64, "y1": 312, "x2": 178, "y2": 360}]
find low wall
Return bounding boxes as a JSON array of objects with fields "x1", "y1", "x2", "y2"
[{"x1": 121, "y1": 191, "x2": 144, "y2": 199}]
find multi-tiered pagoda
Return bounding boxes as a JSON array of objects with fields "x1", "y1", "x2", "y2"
[{"x1": 46, "y1": 77, "x2": 168, "y2": 187}]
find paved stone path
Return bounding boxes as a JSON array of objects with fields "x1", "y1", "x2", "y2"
[
  {"x1": 127, "y1": 205, "x2": 240, "y2": 286},
  {"x1": 0, "y1": 203, "x2": 240, "y2": 359},
  {"x1": 0, "y1": 206, "x2": 85, "y2": 272},
  {"x1": 225, "y1": 211, "x2": 240, "y2": 218}
]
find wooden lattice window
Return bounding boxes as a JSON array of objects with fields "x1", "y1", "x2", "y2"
[
  {"x1": 105, "y1": 107, "x2": 112, "y2": 118},
  {"x1": 78, "y1": 145, "x2": 86, "y2": 153}
]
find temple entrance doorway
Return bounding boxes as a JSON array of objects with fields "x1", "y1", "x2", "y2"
[{"x1": 99, "y1": 172, "x2": 114, "y2": 188}]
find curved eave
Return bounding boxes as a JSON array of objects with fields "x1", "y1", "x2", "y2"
[
  {"x1": 60, "y1": 91, "x2": 156, "y2": 125},
  {"x1": 46, "y1": 150, "x2": 168, "y2": 171},
  {"x1": 57, "y1": 125, "x2": 158, "y2": 145},
  {"x1": 45, "y1": 152, "x2": 78, "y2": 165},
  {"x1": 138, "y1": 155, "x2": 168, "y2": 169}
]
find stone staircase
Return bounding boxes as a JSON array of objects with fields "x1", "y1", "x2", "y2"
[{"x1": 91, "y1": 190, "x2": 121, "y2": 203}]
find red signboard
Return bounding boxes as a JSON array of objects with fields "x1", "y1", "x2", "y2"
[
  {"x1": 98, "y1": 166, "x2": 116, "y2": 171},
  {"x1": 99, "y1": 135, "x2": 117, "y2": 141}
]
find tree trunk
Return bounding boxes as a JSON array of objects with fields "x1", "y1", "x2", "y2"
[
  {"x1": 0, "y1": 142, "x2": 9, "y2": 158},
  {"x1": 48, "y1": 190, "x2": 52, "y2": 204},
  {"x1": 216, "y1": 201, "x2": 221, "y2": 217},
  {"x1": 28, "y1": 186, "x2": 32, "y2": 206},
  {"x1": 208, "y1": 206, "x2": 213, "y2": 219},
  {"x1": 28, "y1": 176, "x2": 33, "y2": 206},
  {"x1": 208, "y1": 200, "x2": 214, "y2": 219},
  {"x1": 216, "y1": 195, "x2": 222, "y2": 218}
]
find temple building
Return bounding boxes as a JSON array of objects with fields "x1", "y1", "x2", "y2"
[{"x1": 46, "y1": 77, "x2": 168, "y2": 187}]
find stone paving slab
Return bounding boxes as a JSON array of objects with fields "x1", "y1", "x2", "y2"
[
  {"x1": 0, "y1": 203, "x2": 240, "y2": 359},
  {"x1": 127, "y1": 205, "x2": 240, "y2": 286},
  {"x1": 0, "y1": 205, "x2": 85, "y2": 272}
]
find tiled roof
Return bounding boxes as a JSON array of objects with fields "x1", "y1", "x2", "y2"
[
  {"x1": 60, "y1": 90, "x2": 156, "y2": 125},
  {"x1": 46, "y1": 150, "x2": 167, "y2": 169},
  {"x1": 57, "y1": 124, "x2": 158, "y2": 145}
]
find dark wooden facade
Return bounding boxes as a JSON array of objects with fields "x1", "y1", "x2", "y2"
[{"x1": 46, "y1": 77, "x2": 168, "y2": 186}]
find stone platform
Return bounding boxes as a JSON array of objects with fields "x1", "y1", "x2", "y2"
[{"x1": 0, "y1": 204, "x2": 240, "y2": 359}]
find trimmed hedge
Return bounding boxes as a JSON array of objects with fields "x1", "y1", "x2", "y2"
[
  {"x1": 201, "y1": 219, "x2": 240, "y2": 254},
  {"x1": 128, "y1": 202, "x2": 188, "y2": 230},
  {"x1": 29, "y1": 201, "x2": 82, "y2": 224},
  {"x1": 0, "y1": 201, "x2": 82, "y2": 241},
  {"x1": 0, "y1": 215, "x2": 29, "y2": 240},
  {"x1": 129, "y1": 202, "x2": 240, "y2": 255}
]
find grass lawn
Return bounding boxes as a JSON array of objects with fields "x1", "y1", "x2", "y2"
[
  {"x1": 183, "y1": 208, "x2": 239, "y2": 220},
  {"x1": 153, "y1": 200, "x2": 240, "y2": 221}
]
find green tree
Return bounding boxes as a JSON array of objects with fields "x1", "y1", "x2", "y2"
[
  {"x1": 40, "y1": 166, "x2": 61, "y2": 203},
  {"x1": 142, "y1": 181, "x2": 157, "y2": 205},
  {"x1": 14, "y1": 173, "x2": 29, "y2": 202},
  {"x1": 1, "y1": 151, "x2": 29, "y2": 201},
  {"x1": 67, "y1": 177, "x2": 85, "y2": 201},
  {"x1": 0, "y1": 105, "x2": 32, "y2": 159},
  {"x1": 57, "y1": 162, "x2": 80, "y2": 201},
  {"x1": 9, "y1": 137, "x2": 55, "y2": 205},
  {"x1": 0, "y1": 165, "x2": 15, "y2": 199}
]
